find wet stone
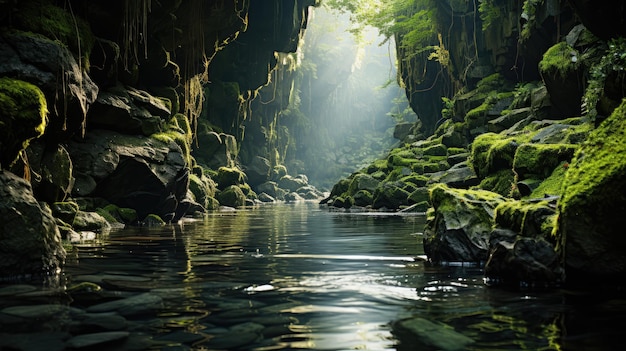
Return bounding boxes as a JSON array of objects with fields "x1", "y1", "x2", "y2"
[
  {"x1": 230, "y1": 321, "x2": 265, "y2": 334},
  {"x1": 1, "y1": 304, "x2": 74, "y2": 319},
  {"x1": 78, "y1": 312, "x2": 128, "y2": 331},
  {"x1": 86, "y1": 292, "x2": 163, "y2": 315},
  {"x1": 0, "y1": 284, "x2": 38, "y2": 296},
  {"x1": 66, "y1": 331, "x2": 130, "y2": 349},
  {"x1": 0, "y1": 331, "x2": 69, "y2": 351},
  {"x1": 155, "y1": 330, "x2": 206, "y2": 344},
  {"x1": 205, "y1": 331, "x2": 260, "y2": 350}
]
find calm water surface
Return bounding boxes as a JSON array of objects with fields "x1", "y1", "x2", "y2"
[{"x1": 2, "y1": 202, "x2": 625, "y2": 350}]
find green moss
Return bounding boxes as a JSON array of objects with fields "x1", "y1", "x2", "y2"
[
  {"x1": 400, "y1": 174, "x2": 429, "y2": 187},
  {"x1": 0, "y1": 77, "x2": 48, "y2": 167},
  {"x1": 217, "y1": 185, "x2": 246, "y2": 208},
  {"x1": 539, "y1": 42, "x2": 579, "y2": 79},
  {"x1": 447, "y1": 147, "x2": 467, "y2": 155},
  {"x1": 429, "y1": 183, "x2": 507, "y2": 225},
  {"x1": 558, "y1": 100, "x2": 626, "y2": 216},
  {"x1": 476, "y1": 169, "x2": 517, "y2": 197},
  {"x1": 529, "y1": 161, "x2": 568, "y2": 198},
  {"x1": 216, "y1": 166, "x2": 246, "y2": 189},
  {"x1": 494, "y1": 199, "x2": 556, "y2": 238},
  {"x1": 353, "y1": 190, "x2": 373, "y2": 207},
  {"x1": 513, "y1": 143, "x2": 577, "y2": 180},
  {"x1": 423, "y1": 143, "x2": 447, "y2": 157},
  {"x1": 470, "y1": 133, "x2": 528, "y2": 178},
  {"x1": 95, "y1": 207, "x2": 120, "y2": 224},
  {"x1": 14, "y1": 0, "x2": 95, "y2": 67},
  {"x1": 151, "y1": 129, "x2": 191, "y2": 166}
]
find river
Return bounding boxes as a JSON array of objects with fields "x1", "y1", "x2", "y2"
[{"x1": 0, "y1": 202, "x2": 623, "y2": 350}]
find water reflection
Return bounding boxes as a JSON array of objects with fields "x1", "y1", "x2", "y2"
[{"x1": 1, "y1": 202, "x2": 625, "y2": 350}]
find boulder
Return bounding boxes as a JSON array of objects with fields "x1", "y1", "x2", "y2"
[
  {"x1": 0, "y1": 31, "x2": 98, "y2": 138},
  {"x1": 88, "y1": 86, "x2": 169, "y2": 136},
  {"x1": 278, "y1": 175, "x2": 308, "y2": 192},
  {"x1": 538, "y1": 41, "x2": 584, "y2": 118},
  {"x1": 245, "y1": 156, "x2": 271, "y2": 186},
  {"x1": 424, "y1": 184, "x2": 508, "y2": 263},
  {"x1": 27, "y1": 142, "x2": 74, "y2": 202},
  {"x1": 67, "y1": 129, "x2": 190, "y2": 221},
  {"x1": 0, "y1": 170, "x2": 65, "y2": 278},
  {"x1": 372, "y1": 181, "x2": 411, "y2": 210},
  {"x1": 556, "y1": 100, "x2": 626, "y2": 283},
  {"x1": 194, "y1": 128, "x2": 238, "y2": 169},
  {"x1": 217, "y1": 185, "x2": 246, "y2": 208},
  {"x1": 216, "y1": 166, "x2": 246, "y2": 190},
  {"x1": 0, "y1": 77, "x2": 47, "y2": 168}
]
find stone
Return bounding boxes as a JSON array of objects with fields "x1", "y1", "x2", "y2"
[
  {"x1": 427, "y1": 162, "x2": 479, "y2": 188},
  {"x1": 217, "y1": 185, "x2": 246, "y2": 208},
  {"x1": 393, "y1": 317, "x2": 474, "y2": 350},
  {"x1": 485, "y1": 238, "x2": 563, "y2": 286},
  {"x1": 393, "y1": 122, "x2": 414, "y2": 141},
  {"x1": 372, "y1": 181, "x2": 411, "y2": 210},
  {"x1": 556, "y1": 100, "x2": 626, "y2": 283},
  {"x1": 424, "y1": 184, "x2": 508, "y2": 263},
  {"x1": 0, "y1": 170, "x2": 65, "y2": 278},
  {"x1": 86, "y1": 293, "x2": 163, "y2": 315},
  {"x1": 72, "y1": 211, "x2": 111, "y2": 232},
  {"x1": 66, "y1": 331, "x2": 130, "y2": 349},
  {"x1": 245, "y1": 156, "x2": 272, "y2": 186},
  {"x1": 277, "y1": 175, "x2": 308, "y2": 192},
  {"x1": 67, "y1": 129, "x2": 190, "y2": 221},
  {"x1": 216, "y1": 166, "x2": 247, "y2": 189},
  {"x1": 487, "y1": 107, "x2": 532, "y2": 133},
  {"x1": 257, "y1": 192, "x2": 275, "y2": 202},
  {"x1": 1, "y1": 304, "x2": 71, "y2": 319},
  {"x1": 0, "y1": 77, "x2": 47, "y2": 168},
  {"x1": 0, "y1": 31, "x2": 98, "y2": 138}
]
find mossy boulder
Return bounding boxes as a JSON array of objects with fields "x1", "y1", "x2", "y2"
[
  {"x1": 372, "y1": 182, "x2": 411, "y2": 210},
  {"x1": 477, "y1": 169, "x2": 516, "y2": 197},
  {"x1": 0, "y1": 77, "x2": 47, "y2": 167},
  {"x1": 217, "y1": 185, "x2": 246, "y2": 208},
  {"x1": 73, "y1": 210, "x2": 112, "y2": 232},
  {"x1": 513, "y1": 143, "x2": 577, "y2": 180},
  {"x1": 494, "y1": 200, "x2": 557, "y2": 239},
  {"x1": 539, "y1": 41, "x2": 584, "y2": 117},
  {"x1": 278, "y1": 175, "x2": 308, "y2": 192},
  {"x1": 424, "y1": 184, "x2": 508, "y2": 263},
  {"x1": 348, "y1": 173, "x2": 380, "y2": 194},
  {"x1": 469, "y1": 133, "x2": 521, "y2": 178},
  {"x1": 556, "y1": 100, "x2": 626, "y2": 283},
  {"x1": 216, "y1": 166, "x2": 246, "y2": 190},
  {"x1": 353, "y1": 190, "x2": 373, "y2": 207}
]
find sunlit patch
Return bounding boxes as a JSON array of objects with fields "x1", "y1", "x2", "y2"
[{"x1": 243, "y1": 284, "x2": 276, "y2": 293}]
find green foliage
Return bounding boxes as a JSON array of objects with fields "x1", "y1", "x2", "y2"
[
  {"x1": 520, "y1": 0, "x2": 543, "y2": 41},
  {"x1": 583, "y1": 37, "x2": 626, "y2": 118},
  {"x1": 478, "y1": 0, "x2": 501, "y2": 31}
]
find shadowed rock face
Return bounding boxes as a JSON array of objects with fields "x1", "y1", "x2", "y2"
[{"x1": 0, "y1": 170, "x2": 65, "y2": 279}]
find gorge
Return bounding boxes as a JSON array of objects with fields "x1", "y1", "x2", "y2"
[{"x1": 1, "y1": 0, "x2": 626, "y2": 349}]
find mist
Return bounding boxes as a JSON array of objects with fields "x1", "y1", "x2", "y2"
[{"x1": 270, "y1": 6, "x2": 418, "y2": 189}]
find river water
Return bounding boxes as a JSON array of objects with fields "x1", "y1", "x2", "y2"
[{"x1": 0, "y1": 202, "x2": 624, "y2": 350}]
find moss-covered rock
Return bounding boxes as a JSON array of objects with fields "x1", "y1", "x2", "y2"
[
  {"x1": 469, "y1": 133, "x2": 522, "y2": 178},
  {"x1": 556, "y1": 99, "x2": 626, "y2": 283},
  {"x1": 0, "y1": 77, "x2": 47, "y2": 167},
  {"x1": 512, "y1": 143, "x2": 577, "y2": 180},
  {"x1": 348, "y1": 173, "x2": 380, "y2": 195},
  {"x1": 476, "y1": 169, "x2": 517, "y2": 197},
  {"x1": 217, "y1": 185, "x2": 246, "y2": 208},
  {"x1": 216, "y1": 166, "x2": 246, "y2": 190},
  {"x1": 494, "y1": 200, "x2": 557, "y2": 240},
  {"x1": 353, "y1": 190, "x2": 373, "y2": 207},
  {"x1": 372, "y1": 182, "x2": 411, "y2": 210},
  {"x1": 73, "y1": 210, "x2": 112, "y2": 232},
  {"x1": 424, "y1": 184, "x2": 508, "y2": 263},
  {"x1": 539, "y1": 41, "x2": 584, "y2": 117},
  {"x1": 13, "y1": 0, "x2": 95, "y2": 65}
]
